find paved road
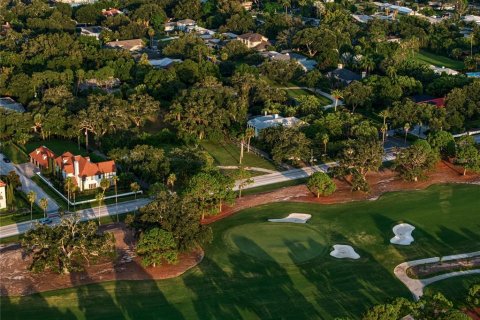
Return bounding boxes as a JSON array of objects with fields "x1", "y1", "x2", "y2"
[
  {"x1": 234, "y1": 163, "x2": 333, "y2": 190},
  {"x1": 394, "y1": 251, "x2": 480, "y2": 300},
  {"x1": 0, "y1": 154, "x2": 60, "y2": 213},
  {"x1": 0, "y1": 198, "x2": 151, "y2": 239},
  {"x1": 235, "y1": 149, "x2": 398, "y2": 191}
]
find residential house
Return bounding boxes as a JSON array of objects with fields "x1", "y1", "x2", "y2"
[
  {"x1": 328, "y1": 64, "x2": 362, "y2": 85},
  {"x1": 79, "y1": 26, "x2": 108, "y2": 40},
  {"x1": 102, "y1": 8, "x2": 123, "y2": 17},
  {"x1": 29, "y1": 146, "x2": 56, "y2": 171},
  {"x1": 0, "y1": 97, "x2": 25, "y2": 113},
  {"x1": 105, "y1": 39, "x2": 144, "y2": 52},
  {"x1": 463, "y1": 15, "x2": 480, "y2": 25},
  {"x1": 429, "y1": 65, "x2": 459, "y2": 75},
  {"x1": 148, "y1": 57, "x2": 183, "y2": 68},
  {"x1": 237, "y1": 33, "x2": 270, "y2": 51},
  {"x1": 247, "y1": 114, "x2": 304, "y2": 137},
  {"x1": 0, "y1": 180, "x2": 6, "y2": 210},
  {"x1": 288, "y1": 52, "x2": 317, "y2": 72},
  {"x1": 55, "y1": 152, "x2": 116, "y2": 192},
  {"x1": 261, "y1": 51, "x2": 291, "y2": 61},
  {"x1": 176, "y1": 19, "x2": 197, "y2": 31}
]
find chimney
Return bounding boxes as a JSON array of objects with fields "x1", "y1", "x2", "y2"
[
  {"x1": 264, "y1": 111, "x2": 267, "y2": 116},
  {"x1": 74, "y1": 160, "x2": 79, "y2": 176},
  {"x1": 36, "y1": 149, "x2": 40, "y2": 154},
  {"x1": 361, "y1": 71, "x2": 367, "y2": 78},
  {"x1": 274, "y1": 114, "x2": 279, "y2": 119},
  {"x1": 337, "y1": 63, "x2": 343, "y2": 69}
]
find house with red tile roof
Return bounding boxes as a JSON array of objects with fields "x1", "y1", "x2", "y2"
[
  {"x1": 101, "y1": 8, "x2": 123, "y2": 17},
  {"x1": 0, "y1": 180, "x2": 6, "y2": 210},
  {"x1": 29, "y1": 146, "x2": 56, "y2": 170},
  {"x1": 55, "y1": 152, "x2": 116, "y2": 191}
]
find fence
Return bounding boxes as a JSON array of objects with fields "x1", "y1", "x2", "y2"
[{"x1": 35, "y1": 172, "x2": 143, "y2": 206}]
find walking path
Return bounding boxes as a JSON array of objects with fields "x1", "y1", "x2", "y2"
[
  {"x1": 0, "y1": 153, "x2": 59, "y2": 213},
  {"x1": 394, "y1": 251, "x2": 480, "y2": 300},
  {"x1": 217, "y1": 166, "x2": 277, "y2": 174}
]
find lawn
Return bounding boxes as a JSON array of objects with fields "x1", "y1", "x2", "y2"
[
  {"x1": 0, "y1": 190, "x2": 43, "y2": 226},
  {"x1": 0, "y1": 143, "x2": 29, "y2": 164},
  {"x1": 413, "y1": 50, "x2": 464, "y2": 70},
  {"x1": 1, "y1": 184, "x2": 479, "y2": 319},
  {"x1": 24, "y1": 139, "x2": 104, "y2": 162},
  {"x1": 285, "y1": 88, "x2": 332, "y2": 106},
  {"x1": 201, "y1": 140, "x2": 277, "y2": 171}
]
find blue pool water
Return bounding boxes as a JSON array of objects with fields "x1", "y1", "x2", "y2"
[{"x1": 466, "y1": 72, "x2": 480, "y2": 78}]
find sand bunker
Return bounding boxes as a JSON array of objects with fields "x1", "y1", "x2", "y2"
[
  {"x1": 330, "y1": 245, "x2": 360, "y2": 259},
  {"x1": 268, "y1": 213, "x2": 311, "y2": 224},
  {"x1": 390, "y1": 223, "x2": 415, "y2": 246}
]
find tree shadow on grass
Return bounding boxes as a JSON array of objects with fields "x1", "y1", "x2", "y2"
[
  {"x1": 182, "y1": 236, "x2": 321, "y2": 319},
  {"x1": 0, "y1": 284, "x2": 77, "y2": 320}
]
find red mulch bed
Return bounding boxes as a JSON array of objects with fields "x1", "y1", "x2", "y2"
[
  {"x1": 0, "y1": 223, "x2": 203, "y2": 296},
  {"x1": 203, "y1": 161, "x2": 480, "y2": 224}
]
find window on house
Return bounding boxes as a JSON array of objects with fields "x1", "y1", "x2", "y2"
[{"x1": 98, "y1": 174, "x2": 102, "y2": 179}]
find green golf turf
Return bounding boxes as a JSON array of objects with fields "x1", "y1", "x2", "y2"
[
  {"x1": 1, "y1": 184, "x2": 479, "y2": 319},
  {"x1": 224, "y1": 223, "x2": 328, "y2": 264}
]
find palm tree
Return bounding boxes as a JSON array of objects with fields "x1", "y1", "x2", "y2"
[
  {"x1": 71, "y1": 185, "x2": 79, "y2": 212},
  {"x1": 239, "y1": 134, "x2": 245, "y2": 164},
  {"x1": 95, "y1": 192, "x2": 104, "y2": 225},
  {"x1": 27, "y1": 191, "x2": 36, "y2": 225},
  {"x1": 381, "y1": 123, "x2": 388, "y2": 145},
  {"x1": 112, "y1": 176, "x2": 119, "y2": 222},
  {"x1": 404, "y1": 123, "x2": 410, "y2": 144},
  {"x1": 361, "y1": 56, "x2": 375, "y2": 74},
  {"x1": 130, "y1": 182, "x2": 140, "y2": 200},
  {"x1": 100, "y1": 178, "x2": 111, "y2": 196},
  {"x1": 379, "y1": 109, "x2": 390, "y2": 126},
  {"x1": 64, "y1": 177, "x2": 75, "y2": 212},
  {"x1": 166, "y1": 173, "x2": 176, "y2": 191},
  {"x1": 148, "y1": 28, "x2": 155, "y2": 49},
  {"x1": 321, "y1": 133, "x2": 329, "y2": 154},
  {"x1": 331, "y1": 90, "x2": 343, "y2": 112},
  {"x1": 245, "y1": 127, "x2": 255, "y2": 153},
  {"x1": 39, "y1": 198, "x2": 48, "y2": 219}
]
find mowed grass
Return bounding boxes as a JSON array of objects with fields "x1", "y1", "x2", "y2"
[
  {"x1": 201, "y1": 140, "x2": 277, "y2": 171},
  {"x1": 286, "y1": 88, "x2": 332, "y2": 106},
  {"x1": 413, "y1": 50, "x2": 464, "y2": 70},
  {"x1": 0, "y1": 143, "x2": 29, "y2": 164},
  {"x1": 2, "y1": 184, "x2": 480, "y2": 319}
]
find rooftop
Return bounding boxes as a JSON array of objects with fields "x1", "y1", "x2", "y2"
[
  {"x1": 247, "y1": 114, "x2": 303, "y2": 130},
  {"x1": 0, "y1": 97, "x2": 25, "y2": 113}
]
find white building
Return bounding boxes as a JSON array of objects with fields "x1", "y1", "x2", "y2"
[
  {"x1": 148, "y1": 58, "x2": 183, "y2": 68},
  {"x1": 0, "y1": 180, "x2": 6, "y2": 210},
  {"x1": 429, "y1": 64, "x2": 459, "y2": 75},
  {"x1": 247, "y1": 114, "x2": 303, "y2": 137},
  {"x1": 55, "y1": 152, "x2": 116, "y2": 192}
]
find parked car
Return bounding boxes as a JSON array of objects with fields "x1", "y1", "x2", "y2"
[{"x1": 38, "y1": 218, "x2": 53, "y2": 225}]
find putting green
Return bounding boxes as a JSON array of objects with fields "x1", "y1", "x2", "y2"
[{"x1": 224, "y1": 223, "x2": 328, "y2": 264}]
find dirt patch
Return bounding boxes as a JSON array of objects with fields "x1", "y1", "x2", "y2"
[
  {"x1": 0, "y1": 223, "x2": 203, "y2": 297},
  {"x1": 203, "y1": 161, "x2": 480, "y2": 224},
  {"x1": 407, "y1": 257, "x2": 480, "y2": 279}
]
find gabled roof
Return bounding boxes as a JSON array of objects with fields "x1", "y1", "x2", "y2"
[
  {"x1": 0, "y1": 97, "x2": 25, "y2": 113},
  {"x1": 329, "y1": 68, "x2": 361, "y2": 82},
  {"x1": 238, "y1": 33, "x2": 267, "y2": 42},
  {"x1": 29, "y1": 146, "x2": 56, "y2": 167},
  {"x1": 105, "y1": 39, "x2": 144, "y2": 51},
  {"x1": 55, "y1": 152, "x2": 116, "y2": 177}
]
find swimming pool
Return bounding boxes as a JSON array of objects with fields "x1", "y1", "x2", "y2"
[{"x1": 466, "y1": 72, "x2": 480, "y2": 78}]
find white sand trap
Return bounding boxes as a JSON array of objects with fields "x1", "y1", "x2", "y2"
[
  {"x1": 390, "y1": 223, "x2": 415, "y2": 245},
  {"x1": 268, "y1": 213, "x2": 311, "y2": 224},
  {"x1": 330, "y1": 245, "x2": 360, "y2": 259}
]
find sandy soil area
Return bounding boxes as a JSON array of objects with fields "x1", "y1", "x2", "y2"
[{"x1": 0, "y1": 223, "x2": 203, "y2": 296}]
